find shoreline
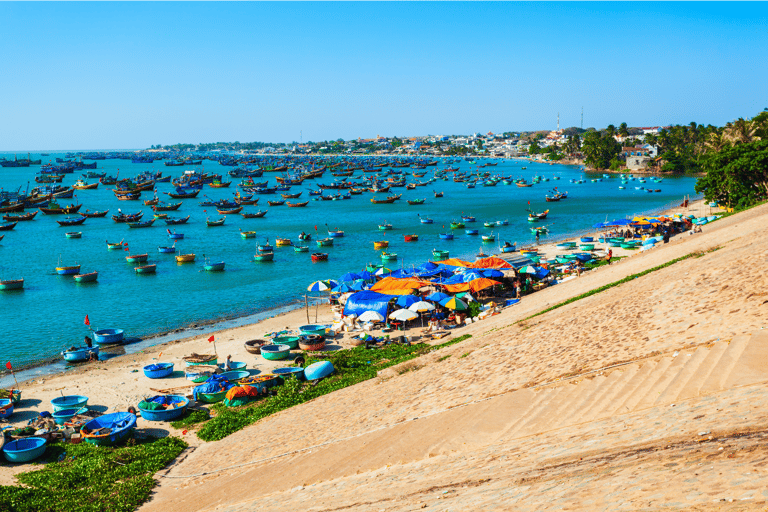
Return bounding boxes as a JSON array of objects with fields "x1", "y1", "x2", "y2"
[{"x1": 1, "y1": 193, "x2": 709, "y2": 391}]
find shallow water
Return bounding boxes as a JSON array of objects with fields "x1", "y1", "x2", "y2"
[{"x1": 0, "y1": 152, "x2": 698, "y2": 367}]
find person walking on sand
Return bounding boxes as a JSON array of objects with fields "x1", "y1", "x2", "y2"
[{"x1": 606, "y1": 249, "x2": 613, "y2": 265}]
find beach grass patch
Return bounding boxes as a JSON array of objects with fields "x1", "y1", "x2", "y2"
[
  {"x1": 0, "y1": 436, "x2": 186, "y2": 512},
  {"x1": 196, "y1": 335, "x2": 472, "y2": 442},
  {"x1": 170, "y1": 408, "x2": 210, "y2": 429}
]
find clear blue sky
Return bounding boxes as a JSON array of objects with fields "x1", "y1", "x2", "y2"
[{"x1": 1, "y1": 2, "x2": 766, "y2": 150}]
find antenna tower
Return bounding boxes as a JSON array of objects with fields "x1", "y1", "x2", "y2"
[{"x1": 581, "y1": 107, "x2": 583, "y2": 129}]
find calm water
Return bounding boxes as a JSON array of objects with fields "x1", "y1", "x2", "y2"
[{"x1": 0, "y1": 152, "x2": 698, "y2": 368}]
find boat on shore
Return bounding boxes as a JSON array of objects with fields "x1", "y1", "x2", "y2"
[{"x1": 62, "y1": 345, "x2": 99, "y2": 363}]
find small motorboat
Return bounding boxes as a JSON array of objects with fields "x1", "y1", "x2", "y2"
[
  {"x1": 404, "y1": 234, "x2": 419, "y2": 242},
  {"x1": 65, "y1": 232, "x2": 82, "y2": 239},
  {"x1": 253, "y1": 251, "x2": 274, "y2": 262},
  {"x1": 135, "y1": 264, "x2": 157, "y2": 274},
  {"x1": 439, "y1": 233, "x2": 454, "y2": 240},
  {"x1": 175, "y1": 254, "x2": 196, "y2": 263}
]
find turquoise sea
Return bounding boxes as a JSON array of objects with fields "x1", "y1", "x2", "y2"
[{"x1": 0, "y1": 152, "x2": 698, "y2": 370}]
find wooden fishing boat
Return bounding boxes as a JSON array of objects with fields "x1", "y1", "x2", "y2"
[
  {"x1": 298, "y1": 232, "x2": 312, "y2": 241},
  {"x1": 157, "y1": 245, "x2": 175, "y2": 253},
  {"x1": 56, "y1": 216, "x2": 86, "y2": 227},
  {"x1": 73, "y1": 180, "x2": 98, "y2": 190},
  {"x1": 62, "y1": 345, "x2": 99, "y2": 362},
  {"x1": 0, "y1": 279, "x2": 24, "y2": 291},
  {"x1": 450, "y1": 222, "x2": 465, "y2": 229},
  {"x1": 112, "y1": 212, "x2": 143, "y2": 223},
  {"x1": 167, "y1": 189, "x2": 200, "y2": 199},
  {"x1": 287, "y1": 201, "x2": 309, "y2": 207},
  {"x1": 482, "y1": 234, "x2": 496, "y2": 242},
  {"x1": 39, "y1": 203, "x2": 82, "y2": 215},
  {"x1": 516, "y1": 182, "x2": 533, "y2": 187},
  {"x1": 175, "y1": 254, "x2": 195, "y2": 263},
  {"x1": 3, "y1": 211, "x2": 37, "y2": 221},
  {"x1": 465, "y1": 229, "x2": 479, "y2": 235},
  {"x1": 134, "y1": 264, "x2": 156, "y2": 274},
  {"x1": 164, "y1": 215, "x2": 190, "y2": 225},
  {"x1": 81, "y1": 412, "x2": 136, "y2": 446},
  {"x1": 316, "y1": 238, "x2": 334, "y2": 247},
  {"x1": 128, "y1": 219, "x2": 155, "y2": 228},
  {"x1": 257, "y1": 242, "x2": 273, "y2": 251},
  {"x1": 328, "y1": 230, "x2": 344, "y2": 238},
  {"x1": 152, "y1": 202, "x2": 182, "y2": 211},
  {"x1": 371, "y1": 197, "x2": 396, "y2": 204},
  {"x1": 208, "y1": 181, "x2": 231, "y2": 188},
  {"x1": 244, "y1": 339, "x2": 267, "y2": 354},
  {"x1": 242, "y1": 210, "x2": 267, "y2": 218},
  {"x1": 293, "y1": 245, "x2": 309, "y2": 252},
  {"x1": 407, "y1": 199, "x2": 425, "y2": 205},
  {"x1": 115, "y1": 191, "x2": 142, "y2": 200},
  {"x1": 65, "y1": 232, "x2": 82, "y2": 239},
  {"x1": 381, "y1": 251, "x2": 398, "y2": 261},
  {"x1": 125, "y1": 253, "x2": 148, "y2": 263},
  {"x1": 217, "y1": 206, "x2": 242, "y2": 214},
  {"x1": 253, "y1": 251, "x2": 274, "y2": 262},
  {"x1": 378, "y1": 223, "x2": 393, "y2": 230},
  {"x1": 267, "y1": 200, "x2": 285, "y2": 206},
  {"x1": 434, "y1": 191, "x2": 443, "y2": 198},
  {"x1": 499, "y1": 242, "x2": 516, "y2": 253},
  {"x1": 204, "y1": 261, "x2": 225, "y2": 271},
  {"x1": 73, "y1": 271, "x2": 98, "y2": 283},
  {"x1": 311, "y1": 252, "x2": 328, "y2": 262},
  {"x1": 144, "y1": 197, "x2": 159, "y2": 206},
  {"x1": 0, "y1": 221, "x2": 18, "y2": 231},
  {"x1": 240, "y1": 230, "x2": 257, "y2": 238},
  {"x1": 79, "y1": 210, "x2": 109, "y2": 218},
  {"x1": 106, "y1": 240, "x2": 127, "y2": 250},
  {"x1": 56, "y1": 264, "x2": 81, "y2": 275},
  {"x1": 0, "y1": 202, "x2": 24, "y2": 213},
  {"x1": 282, "y1": 192, "x2": 302, "y2": 199},
  {"x1": 206, "y1": 217, "x2": 225, "y2": 227},
  {"x1": 167, "y1": 231, "x2": 184, "y2": 239},
  {"x1": 404, "y1": 234, "x2": 419, "y2": 242},
  {"x1": 275, "y1": 238, "x2": 292, "y2": 247},
  {"x1": 373, "y1": 240, "x2": 389, "y2": 250}
]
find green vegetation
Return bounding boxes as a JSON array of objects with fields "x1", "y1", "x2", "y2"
[
  {"x1": 195, "y1": 334, "x2": 473, "y2": 442},
  {"x1": 0, "y1": 437, "x2": 186, "y2": 512},
  {"x1": 580, "y1": 130, "x2": 622, "y2": 169},
  {"x1": 695, "y1": 139, "x2": 768, "y2": 208},
  {"x1": 169, "y1": 408, "x2": 210, "y2": 429}
]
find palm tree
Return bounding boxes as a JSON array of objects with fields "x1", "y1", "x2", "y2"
[{"x1": 606, "y1": 124, "x2": 617, "y2": 138}]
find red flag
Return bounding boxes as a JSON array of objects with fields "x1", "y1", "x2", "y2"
[
  {"x1": 84, "y1": 315, "x2": 90, "y2": 326},
  {"x1": 527, "y1": 201, "x2": 530, "y2": 205},
  {"x1": 5, "y1": 361, "x2": 11, "y2": 370},
  {"x1": 208, "y1": 335, "x2": 215, "y2": 342},
  {"x1": 124, "y1": 247, "x2": 129, "y2": 251}
]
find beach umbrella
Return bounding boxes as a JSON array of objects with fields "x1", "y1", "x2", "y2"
[
  {"x1": 389, "y1": 309, "x2": 419, "y2": 321},
  {"x1": 518, "y1": 265, "x2": 539, "y2": 274},
  {"x1": 325, "y1": 279, "x2": 340, "y2": 288},
  {"x1": 481, "y1": 269, "x2": 504, "y2": 278},
  {"x1": 350, "y1": 279, "x2": 366, "y2": 291},
  {"x1": 592, "y1": 222, "x2": 607, "y2": 229},
  {"x1": 358, "y1": 270, "x2": 375, "y2": 281},
  {"x1": 331, "y1": 283, "x2": 355, "y2": 293},
  {"x1": 408, "y1": 301, "x2": 435, "y2": 312},
  {"x1": 307, "y1": 281, "x2": 329, "y2": 292},
  {"x1": 606, "y1": 219, "x2": 632, "y2": 226},
  {"x1": 426, "y1": 291, "x2": 450, "y2": 302},
  {"x1": 456, "y1": 292, "x2": 476, "y2": 302},
  {"x1": 358, "y1": 310, "x2": 384, "y2": 323},
  {"x1": 396, "y1": 295, "x2": 419, "y2": 308},
  {"x1": 339, "y1": 272, "x2": 361, "y2": 282},
  {"x1": 440, "y1": 297, "x2": 468, "y2": 311}
]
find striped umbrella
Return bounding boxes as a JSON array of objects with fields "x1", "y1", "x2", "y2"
[
  {"x1": 307, "y1": 281, "x2": 329, "y2": 292},
  {"x1": 440, "y1": 297, "x2": 468, "y2": 311}
]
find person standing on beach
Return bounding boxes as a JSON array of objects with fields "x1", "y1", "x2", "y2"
[
  {"x1": 535, "y1": 230, "x2": 540, "y2": 244},
  {"x1": 606, "y1": 249, "x2": 613, "y2": 265}
]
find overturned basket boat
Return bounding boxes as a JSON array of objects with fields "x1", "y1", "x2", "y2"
[
  {"x1": 183, "y1": 353, "x2": 217, "y2": 367},
  {"x1": 244, "y1": 339, "x2": 267, "y2": 354}
]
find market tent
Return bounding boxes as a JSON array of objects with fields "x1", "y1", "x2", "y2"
[
  {"x1": 343, "y1": 291, "x2": 396, "y2": 319},
  {"x1": 470, "y1": 256, "x2": 512, "y2": 269}
]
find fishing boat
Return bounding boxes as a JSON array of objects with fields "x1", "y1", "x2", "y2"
[
  {"x1": 298, "y1": 232, "x2": 312, "y2": 241},
  {"x1": 157, "y1": 245, "x2": 175, "y2": 253},
  {"x1": 0, "y1": 222, "x2": 18, "y2": 231},
  {"x1": 106, "y1": 240, "x2": 126, "y2": 250},
  {"x1": 81, "y1": 412, "x2": 136, "y2": 446},
  {"x1": 115, "y1": 191, "x2": 141, "y2": 201},
  {"x1": 39, "y1": 203, "x2": 82, "y2": 215},
  {"x1": 134, "y1": 264, "x2": 156, "y2": 274},
  {"x1": 125, "y1": 253, "x2": 148, "y2": 263},
  {"x1": 0, "y1": 279, "x2": 24, "y2": 291},
  {"x1": 432, "y1": 249, "x2": 449, "y2": 261},
  {"x1": 128, "y1": 219, "x2": 155, "y2": 228},
  {"x1": 434, "y1": 191, "x2": 443, "y2": 198},
  {"x1": 381, "y1": 252, "x2": 398, "y2": 261},
  {"x1": 217, "y1": 206, "x2": 243, "y2": 214},
  {"x1": 204, "y1": 261, "x2": 225, "y2": 271},
  {"x1": 404, "y1": 234, "x2": 419, "y2": 242},
  {"x1": 72, "y1": 180, "x2": 98, "y2": 190},
  {"x1": 62, "y1": 345, "x2": 99, "y2": 362},
  {"x1": 465, "y1": 229, "x2": 479, "y2": 235},
  {"x1": 73, "y1": 271, "x2": 98, "y2": 283},
  {"x1": 450, "y1": 222, "x2": 465, "y2": 229},
  {"x1": 152, "y1": 202, "x2": 182, "y2": 211},
  {"x1": 439, "y1": 233, "x2": 454, "y2": 240},
  {"x1": 167, "y1": 230, "x2": 184, "y2": 239},
  {"x1": 164, "y1": 215, "x2": 190, "y2": 225},
  {"x1": 461, "y1": 215, "x2": 476, "y2": 222},
  {"x1": 293, "y1": 245, "x2": 309, "y2": 252},
  {"x1": 208, "y1": 180, "x2": 231, "y2": 188},
  {"x1": 240, "y1": 230, "x2": 257, "y2": 239},
  {"x1": 56, "y1": 216, "x2": 86, "y2": 227},
  {"x1": 79, "y1": 210, "x2": 109, "y2": 218},
  {"x1": 267, "y1": 200, "x2": 285, "y2": 206},
  {"x1": 56, "y1": 264, "x2": 81, "y2": 275},
  {"x1": 287, "y1": 201, "x2": 309, "y2": 207},
  {"x1": 482, "y1": 234, "x2": 496, "y2": 242},
  {"x1": 499, "y1": 242, "x2": 516, "y2": 253},
  {"x1": 241, "y1": 210, "x2": 267, "y2": 218},
  {"x1": 496, "y1": 219, "x2": 508, "y2": 226},
  {"x1": 253, "y1": 250, "x2": 274, "y2": 262},
  {"x1": 311, "y1": 252, "x2": 328, "y2": 262},
  {"x1": 371, "y1": 197, "x2": 396, "y2": 204},
  {"x1": 65, "y1": 232, "x2": 82, "y2": 239},
  {"x1": 167, "y1": 189, "x2": 200, "y2": 199},
  {"x1": 373, "y1": 240, "x2": 389, "y2": 250},
  {"x1": 275, "y1": 238, "x2": 292, "y2": 247},
  {"x1": 530, "y1": 226, "x2": 548, "y2": 234},
  {"x1": 3, "y1": 211, "x2": 37, "y2": 221},
  {"x1": 175, "y1": 254, "x2": 195, "y2": 263},
  {"x1": 483, "y1": 221, "x2": 495, "y2": 228},
  {"x1": 407, "y1": 199, "x2": 425, "y2": 205},
  {"x1": 328, "y1": 229, "x2": 344, "y2": 238},
  {"x1": 144, "y1": 196, "x2": 159, "y2": 206},
  {"x1": 112, "y1": 212, "x2": 143, "y2": 223},
  {"x1": 316, "y1": 238, "x2": 334, "y2": 247},
  {"x1": 257, "y1": 242, "x2": 273, "y2": 251}
]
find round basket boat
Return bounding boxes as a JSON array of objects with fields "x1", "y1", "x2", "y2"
[
  {"x1": 51, "y1": 395, "x2": 89, "y2": 413},
  {"x1": 221, "y1": 370, "x2": 250, "y2": 382},
  {"x1": 272, "y1": 367, "x2": 305, "y2": 382},
  {"x1": 238, "y1": 374, "x2": 280, "y2": 393},
  {"x1": 219, "y1": 361, "x2": 246, "y2": 371},
  {"x1": 0, "y1": 399, "x2": 13, "y2": 419},
  {"x1": 304, "y1": 361, "x2": 334, "y2": 381},
  {"x1": 244, "y1": 339, "x2": 267, "y2": 354},
  {"x1": 92, "y1": 328, "x2": 124, "y2": 345},
  {"x1": 138, "y1": 395, "x2": 189, "y2": 422},
  {"x1": 261, "y1": 344, "x2": 291, "y2": 361},
  {"x1": 298, "y1": 324, "x2": 328, "y2": 337},
  {"x1": 197, "y1": 390, "x2": 228, "y2": 404},
  {"x1": 2, "y1": 389, "x2": 22, "y2": 406},
  {"x1": 183, "y1": 354, "x2": 218, "y2": 367},
  {"x1": 272, "y1": 336, "x2": 300, "y2": 350},
  {"x1": 52, "y1": 407, "x2": 89, "y2": 425},
  {"x1": 3, "y1": 437, "x2": 47, "y2": 463},
  {"x1": 298, "y1": 335, "x2": 326, "y2": 352},
  {"x1": 579, "y1": 244, "x2": 595, "y2": 251},
  {"x1": 184, "y1": 364, "x2": 219, "y2": 383},
  {"x1": 143, "y1": 362, "x2": 174, "y2": 379}
]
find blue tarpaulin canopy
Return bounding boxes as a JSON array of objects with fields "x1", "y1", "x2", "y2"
[{"x1": 343, "y1": 291, "x2": 396, "y2": 319}]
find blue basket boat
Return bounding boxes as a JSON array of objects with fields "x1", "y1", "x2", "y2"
[
  {"x1": 272, "y1": 367, "x2": 305, "y2": 381},
  {"x1": 298, "y1": 324, "x2": 329, "y2": 337},
  {"x1": 272, "y1": 336, "x2": 300, "y2": 349},
  {"x1": 304, "y1": 361, "x2": 334, "y2": 380},
  {"x1": 62, "y1": 346, "x2": 99, "y2": 363},
  {"x1": 138, "y1": 395, "x2": 189, "y2": 422},
  {"x1": 143, "y1": 362, "x2": 175, "y2": 379},
  {"x1": 221, "y1": 370, "x2": 250, "y2": 382},
  {"x1": 219, "y1": 361, "x2": 246, "y2": 371},
  {"x1": 0, "y1": 398, "x2": 13, "y2": 419},
  {"x1": 51, "y1": 395, "x2": 89, "y2": 413},
  {"x1": 261, "y1": 344, "x2": 291, "y2": 361},
  {"x1": 52, "y1": 407, "x2": 88, "y2": 425},
  {"x1": 92, "y1": 328, "x2": 124, "y2": 345},
  {"x1": 3, "y1": 437, "x2": 47, "y2": 463},
  {"x1": 81, "y1": 412, "x2": 137, "y2": 446},
  {"x1": 439, "y1": 233, "x2": 454, "y2": 240}
]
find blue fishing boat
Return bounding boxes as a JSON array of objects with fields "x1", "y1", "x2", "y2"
[
  {"x1": 465, "y1": 229, "x2": 479, "y2": 235},
  {"x1": 62, "y1": 345, "x2": 99, "y2": 362},
  {"x1": 204, "y1": 261, "x2": 225, "y2": 271},
  {"x1": 128, "y1": 219, "x2": 155, "y2": 228},
  {"x1": 158, "y1": 246, "x2": 176, "y2": 253},
  {"x1": 3, "y1": 437, "x2": 47, "y2": 463},
  {"x1": 92, "y1": 328, "x2": 124, "y2": 345},
  {"x1": 304, "y1": 361, "x2": 334, "y2": 380},
  {"x1": 56, "y1": 264, "x2": 81, "y2": 275},
  {"x1": 137, "y1": 395, "x2": 189, "y2": 422},
  {"x1": 143, "y1": 362, "x2": 174, "y2": 379},
  {"x1": 439, "y1": 233, "x2": 454, "y2": 240},
  {"x1": 81, "y1": 412, "x2": 137, "y2": 446}
]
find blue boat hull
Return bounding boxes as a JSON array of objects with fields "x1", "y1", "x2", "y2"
[{"x1": 62, "y1": 346, "x2": 99, "y2": 362}]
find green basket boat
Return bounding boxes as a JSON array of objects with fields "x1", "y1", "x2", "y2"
[
  {"x1": 183, "y1": 355, "x2": 218, "y2": 367},
  {"x1": 197, "y1": 390, "x2": 228, "y2": 403},
  {"x1": 432, "y1": 249, "x2": 449, "y2": 261},
  {"x1": 272, "y1": 336, "x2": 300, "y2": 350},
  {"x1": 579, "y1": 244, "x2": 595, "y2": 251},
  {"x1": 381, "y1": 252, "x2": 398, "y2": 261}
]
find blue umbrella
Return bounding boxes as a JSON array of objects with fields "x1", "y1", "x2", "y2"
[
  {"x1": 592, "y1": 222, "x2": 607, "y2": 229},
  {"x1": 606, "y1": 219, "x2": 632, "y2": 226},
  {"x1": 396, "y1": 295, "x2": 418, "y2": 308},
  {"x1": 350, "y1": 279, "x2": 366, "y2": 291},
  {"x1": 307, "y1": 281, "x2": 329, "y2": 292},
  {"x1": 481, "y1": 269, "x2": 504, "y2": 278},
  {"x1": 339, "y1": 272, "x2": 361, "y2": 282},
  {"x1": 358, "y1": 271, "x2": 374, "y2": 280},
  {"x1": 331, "y1": 283, "x2": 355, "y2": 293},
  {"x1": 426, "y1": 291, "x2": 450, "y2": 302}
]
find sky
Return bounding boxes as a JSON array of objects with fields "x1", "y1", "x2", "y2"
[{"x1": 1, "y1": 2, "x2": 767, "y2": 150}]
